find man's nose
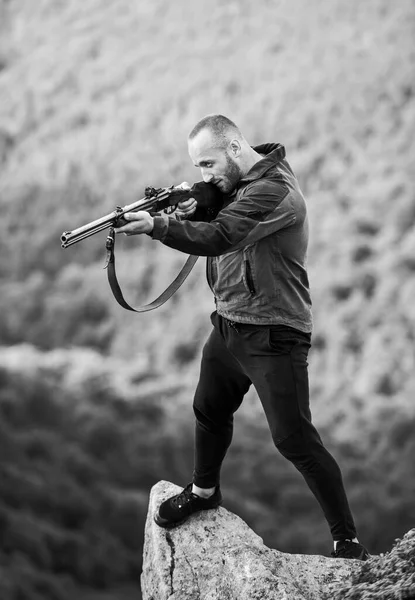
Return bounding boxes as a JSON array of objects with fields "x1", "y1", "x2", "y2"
[{"x1": 201, "y1": 169, "x2": 213, "y2": 183}]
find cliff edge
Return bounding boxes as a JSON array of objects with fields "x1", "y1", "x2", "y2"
[{"x1": 141, "y1": 481, "x2": 360, "y2": 600}]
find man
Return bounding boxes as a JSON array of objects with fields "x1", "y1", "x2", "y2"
[{"x1": 114, "y1": 114, "x2": 368, "y2": 560}]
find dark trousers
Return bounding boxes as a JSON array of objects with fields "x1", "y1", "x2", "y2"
[{"x1": 192, "y1": 311, "x2": 357, "y2": 541}]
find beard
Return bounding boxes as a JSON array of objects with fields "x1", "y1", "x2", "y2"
[{"x1": 216, "y1": 154, "x2": 243, "y2": 193}]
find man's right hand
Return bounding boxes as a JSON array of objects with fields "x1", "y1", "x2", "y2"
[{"x1": 175, "y1": 182, "x2": 197, "y2": 219}]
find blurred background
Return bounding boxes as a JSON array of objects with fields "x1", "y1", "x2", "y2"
[{"x1": 0, "y1": 0, "x2": 414, "y2": 598}]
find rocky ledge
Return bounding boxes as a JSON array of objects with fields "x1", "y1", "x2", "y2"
[{"x1": 141, "y1": 481, "x2": 363, "y2": 600}]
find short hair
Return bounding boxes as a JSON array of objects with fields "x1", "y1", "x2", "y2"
[{"x1": 188, "y1": 114, "x2": 242, "y2": 149}]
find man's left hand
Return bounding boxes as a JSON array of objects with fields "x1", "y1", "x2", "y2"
[{"x1": 114, "y1": 211, "x2": 154, "y2": 235}]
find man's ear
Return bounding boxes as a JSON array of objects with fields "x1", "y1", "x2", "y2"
[{"x1": 229, "y1": 139, "x2": 242, "y2": 157}]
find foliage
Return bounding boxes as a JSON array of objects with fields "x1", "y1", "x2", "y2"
[
  {"x1": 334, "y1": 530, "x2": 415, "y2": 600},
  {"x1": 0, "y1": 346, "x2": 174, "y2": 599}
]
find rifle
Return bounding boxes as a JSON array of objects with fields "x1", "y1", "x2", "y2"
[{"x1": 61, "y1": 182, "x2": 223, "y2": 312}]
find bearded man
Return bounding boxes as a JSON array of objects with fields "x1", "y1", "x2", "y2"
[{"x1": 114, "y1": 114, "x2": 368, "y2": 560}]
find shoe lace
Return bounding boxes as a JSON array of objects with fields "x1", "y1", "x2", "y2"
[{"x1": 171, "y1": 484, "x2": 197, "y2": 508}]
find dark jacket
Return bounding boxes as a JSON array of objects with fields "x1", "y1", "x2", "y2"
[{"x1": 152, "y1": 143, "x2": 313, "y2": 332}]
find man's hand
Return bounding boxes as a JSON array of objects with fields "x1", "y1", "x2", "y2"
[
  {"x1": 175, "y1": 181, "x2": 197, "y2": 219},
  {"x1": 113, "y1": 182, "x2": 197, "y2": 236},
  {"x1": 114, "y1": 211, "x2": 154, "y2": 236}
]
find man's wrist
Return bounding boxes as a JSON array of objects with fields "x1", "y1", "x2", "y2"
[{"x1": 150, "y1": 213, "x2": 169, "y2": 242}]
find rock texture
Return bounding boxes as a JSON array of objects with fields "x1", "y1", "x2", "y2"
[{"x1": 141, "y1": 481, "x2": 360, "y2": 600}]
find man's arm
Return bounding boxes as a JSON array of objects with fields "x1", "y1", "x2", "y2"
[{"x1": 151, "y1": 180, "x2": 296, "y2": 256}]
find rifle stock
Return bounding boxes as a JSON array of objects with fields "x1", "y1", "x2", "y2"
[{"x1": 61, "y1": 182, "x2": 222, "y2": 248}]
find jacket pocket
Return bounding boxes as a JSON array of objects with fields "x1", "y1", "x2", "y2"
[
  {"x1": 244, "y1": 259, "x2": 256, "y2": 296},
  {"x1": 206, "y1": 257, "x2": 217, "y2": 291},
  {"x1": 211, "y1": 251, "x2": 249, "y2": 303}
]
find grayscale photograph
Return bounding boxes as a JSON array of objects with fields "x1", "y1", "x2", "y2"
[{"x1": 0, "y1": 1, "x2": 414, "y2": 599}]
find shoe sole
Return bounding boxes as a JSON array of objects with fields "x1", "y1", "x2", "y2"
[
  {"x1": 332, "y1": 549, "x2": 370, "y2": 560},
  {"x1": 153, "y1": 512, "x2": 187, "y2": 528},
  {"x1": 154, "y1": 501, "x2": 222, "y2": 529}
]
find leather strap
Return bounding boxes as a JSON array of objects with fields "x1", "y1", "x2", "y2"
[{"x1": 104, "y1": 227, "x2": 199, "y2": 312}]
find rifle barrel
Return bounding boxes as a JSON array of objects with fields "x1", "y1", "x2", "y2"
[
  {"x1": 61, "y1": 222, "x2": 112, "y2": 247},
  {"x1": 61, "y1": 188, "x2": 172, "y2": 248}
]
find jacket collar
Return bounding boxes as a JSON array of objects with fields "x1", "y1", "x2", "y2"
[{"x1": 238, "y1": 143, "x2": 286, "y2": 185}]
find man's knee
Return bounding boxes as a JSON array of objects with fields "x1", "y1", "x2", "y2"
[
  {"x1": 275, "y1": 427, "x2": 320, "y2": 461},
  {"x1": 275, "y1": 427, "x2": 340, "y2": 476}
]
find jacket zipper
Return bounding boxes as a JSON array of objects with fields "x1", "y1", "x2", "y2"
[{"x1": 245, "y1": 260, "x2": 256, "y2": 295}]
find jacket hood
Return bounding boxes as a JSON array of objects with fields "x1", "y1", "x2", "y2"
[
  {"x1": 253, "y1": 143, "x2": 286, "y2": 159},
  {"x1": 240, "y1": 143, "x2": 286, "y2": 185}
]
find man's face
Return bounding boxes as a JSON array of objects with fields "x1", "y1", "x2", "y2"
[{"x1": 188, "y1": 130, "x2": 243, "y2": 194}]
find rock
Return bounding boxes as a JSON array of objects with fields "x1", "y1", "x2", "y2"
[{"x1": 141, "y1": 481, "x2": 359, "y2": 600}]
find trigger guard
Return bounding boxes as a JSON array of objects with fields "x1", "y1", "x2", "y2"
[{"x1": 165, "y1": 205, "x2": 177, "y2": 215}]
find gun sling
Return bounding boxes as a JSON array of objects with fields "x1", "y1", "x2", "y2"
[{"x1": 104, "y1": 227, "x2": 199, "y2": 312}]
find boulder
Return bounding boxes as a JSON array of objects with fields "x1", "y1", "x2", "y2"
[{"x1": 141, "y1": 481, "x2": 360, "y2": 600}]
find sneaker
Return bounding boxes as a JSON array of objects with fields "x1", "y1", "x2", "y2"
[
  {"x1": 154, "y1": 483, "x2": 222, "y2": 528},
  {"x1": 331, "y1": 540, "x2": 370, "y2": 560}
]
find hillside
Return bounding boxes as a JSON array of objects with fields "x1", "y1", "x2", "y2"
[{"x1": 0, "y1": 0, "x2": 414, "y2": 599}]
